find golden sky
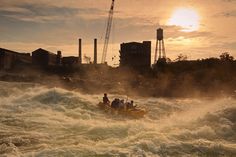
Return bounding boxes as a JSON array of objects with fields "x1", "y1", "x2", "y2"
[{"x1": 0, "y1": 0, "x2": 235, "y2": 65}]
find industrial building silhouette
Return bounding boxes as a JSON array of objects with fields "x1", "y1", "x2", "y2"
[
  {"x1": 0, "y1": 40, "x2": 154, "y2": 71},
  {"x1": 32, "y1": 48, "x2": 62, "y2": 67},
  {"x1": 0, "y1": 38, "x2": 98, "y2": 70},
  {"x1": 0, "y1": 48, "x2": 31, "y2": 70},
  {"x1": 0, "y1": 28, "x2": 165, "y2": 71},
  {"x1": 120, "y1": 41, "x2": 151, "y2": 70}
]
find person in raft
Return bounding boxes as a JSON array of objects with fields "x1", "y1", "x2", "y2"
[{"x1": 103, "y1": 93, "x2": 110, "y2": 105}]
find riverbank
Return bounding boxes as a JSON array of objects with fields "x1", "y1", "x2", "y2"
[{"x1": 1, "y1": 65, "x2": 236, "y2": 98}]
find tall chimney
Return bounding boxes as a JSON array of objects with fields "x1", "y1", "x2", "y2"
[
  {"x1": 94, "y1": 38, "x2": 97, "y2": 64},
  {"x1": 56, "y1": 50, "x2": 62, "y2": 65},
  {"x1": 78, "y1": 38, "x2": 82, "y2": 64}
]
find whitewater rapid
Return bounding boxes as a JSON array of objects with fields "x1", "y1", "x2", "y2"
[{"x1": 0, "y1": 81, "x2": 236, "y2": 156}]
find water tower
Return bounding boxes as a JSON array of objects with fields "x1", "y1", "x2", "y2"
[{"x1": 154, "y1": 28, "x2": 166, "y2": 63}]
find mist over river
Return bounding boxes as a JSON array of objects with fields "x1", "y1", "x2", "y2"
[{"x1": 0, "y1": 81, "x2": 236, "y2": 157}]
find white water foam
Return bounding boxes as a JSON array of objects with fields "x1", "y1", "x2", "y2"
[{"x1": 0, "y1": 81, "x2": 236, "y2": 156}]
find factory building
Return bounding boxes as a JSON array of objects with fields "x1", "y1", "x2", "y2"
[
  {"x1": 0, "y1": 48, "x2": 31, "y2": 70},
  {"x1": 120, "y1": 41, "x2": 151, "y2": 70},
  {"x1": 62, "y1": 56, "x2": 79, "y2": 66},
  {"x1": 32, "y1": 48, "x2": 61, "y2": 67}
]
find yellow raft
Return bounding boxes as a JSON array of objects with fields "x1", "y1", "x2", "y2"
[{"x1": 97, "y1": 102, "x2": 147, "y2": 118}]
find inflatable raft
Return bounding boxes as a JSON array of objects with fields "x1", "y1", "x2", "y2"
[{"x1": 97, "y1": 102, "x2": 147, "y2": 118}]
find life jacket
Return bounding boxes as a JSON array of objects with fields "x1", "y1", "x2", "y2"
[
  {"x1": 103, "y1": 96, "x2": 109, "y2": 104},
  {"x1": 111, "y1": 99, "x2": 119, "y2": 109}
]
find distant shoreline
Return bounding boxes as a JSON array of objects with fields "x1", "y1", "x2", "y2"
[{"x1": 1, "y1": 67, "x2": 236, "y2": 99}]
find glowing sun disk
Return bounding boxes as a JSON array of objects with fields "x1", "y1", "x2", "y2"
[{"x1": 168, "y1": 8, "x2": 200, "y2": 32}]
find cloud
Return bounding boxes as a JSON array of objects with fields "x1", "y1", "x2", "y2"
[
  {"x1": 0, "y1": 0, "x2": 235, "y2": 63},
  {"x1": 0, "y1": 4, "x2": 106, "y2": 23},
  {"x1": 0, "y1": 3, "x2": 108, "y2": 45},
  {"x1": 214, "y1": 10, "x2": 236, "y2": 18},
  {"x1": 222, "y1": 0, "x2": 236, "y2": 2},
  {"x1": 211, "y1": 41, "x2": 236, "y2": 51},
  {"x1": 226, "y1": 42, "x2": 236, "y2": 49},
  {"x1": 0, "y1": 7, "x2": 31, "y2": 14}
]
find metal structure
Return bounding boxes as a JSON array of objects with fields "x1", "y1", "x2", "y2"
[
  {"x1": 154, "y1": 28, "x2": 166, "y2": 63},
  {"x1": 94, "y1": 38, "x2": 97, "y2": 64},
  {"x1": 84, "y1": 55, "x2": 91, "y2": 64},
  {"x1": 101, "y1": 0, "x2": 115, "y2": 64},
  {"x1": 78, "y1": 38, "x2": 82, "y2": 64}
]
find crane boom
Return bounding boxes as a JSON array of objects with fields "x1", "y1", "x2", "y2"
[{"x1": 101, "y1": 0, "x2": 115, "y2": 64}]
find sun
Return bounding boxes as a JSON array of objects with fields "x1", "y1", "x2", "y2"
[{"x1": 167, "y1": 8, "x2": 200, "y2": 32}]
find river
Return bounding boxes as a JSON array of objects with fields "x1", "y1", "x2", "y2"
[{"x1": 0, "y1": 81, "x2": 235, "y2": 156}]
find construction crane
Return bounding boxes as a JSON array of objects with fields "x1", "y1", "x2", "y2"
[{"x1": 101, "y1": 0, "x2": 115, "y2": 64}]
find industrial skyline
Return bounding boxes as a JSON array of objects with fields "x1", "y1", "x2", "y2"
[{"x1": 0, "y1": 0, "x2": 235, "y2": 65}]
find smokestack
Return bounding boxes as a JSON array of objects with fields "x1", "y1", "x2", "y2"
[
  {"x1": 56, "y1": 50, "x2": 62, "y2": 65},
  {"x1": 78, "y1": 38, "x2": 82, "y2": 64},
  {"x1": 94, "y1": 38, "x2": 97, "y2": 64}
]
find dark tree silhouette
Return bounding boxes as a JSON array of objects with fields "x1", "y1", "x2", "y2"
[
  {"x1": 219, "y1": 52, "x2": 234, "y2": 61},
  {"x1": 174, "y1": 54, "x2": 188, "y2": 62}
]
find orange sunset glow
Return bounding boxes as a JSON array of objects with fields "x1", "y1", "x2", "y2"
[
  {"x1": 167, "y1": 8, "x2": 200, "y2": 32},
  {"x1": 1, "y1": 1, "x2": 236, "y2": 156},
  {"x1": 0, "y1": 0, "x2": 235, "y2": 65}
]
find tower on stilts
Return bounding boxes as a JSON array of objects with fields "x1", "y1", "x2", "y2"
[{"x1": 154, "y1": 28, "x2": 166, "y2": 63}]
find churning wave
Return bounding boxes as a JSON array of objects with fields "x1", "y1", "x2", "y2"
[{"x1": 0, "y1": 81, "x2": 236, "y2": 157}]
